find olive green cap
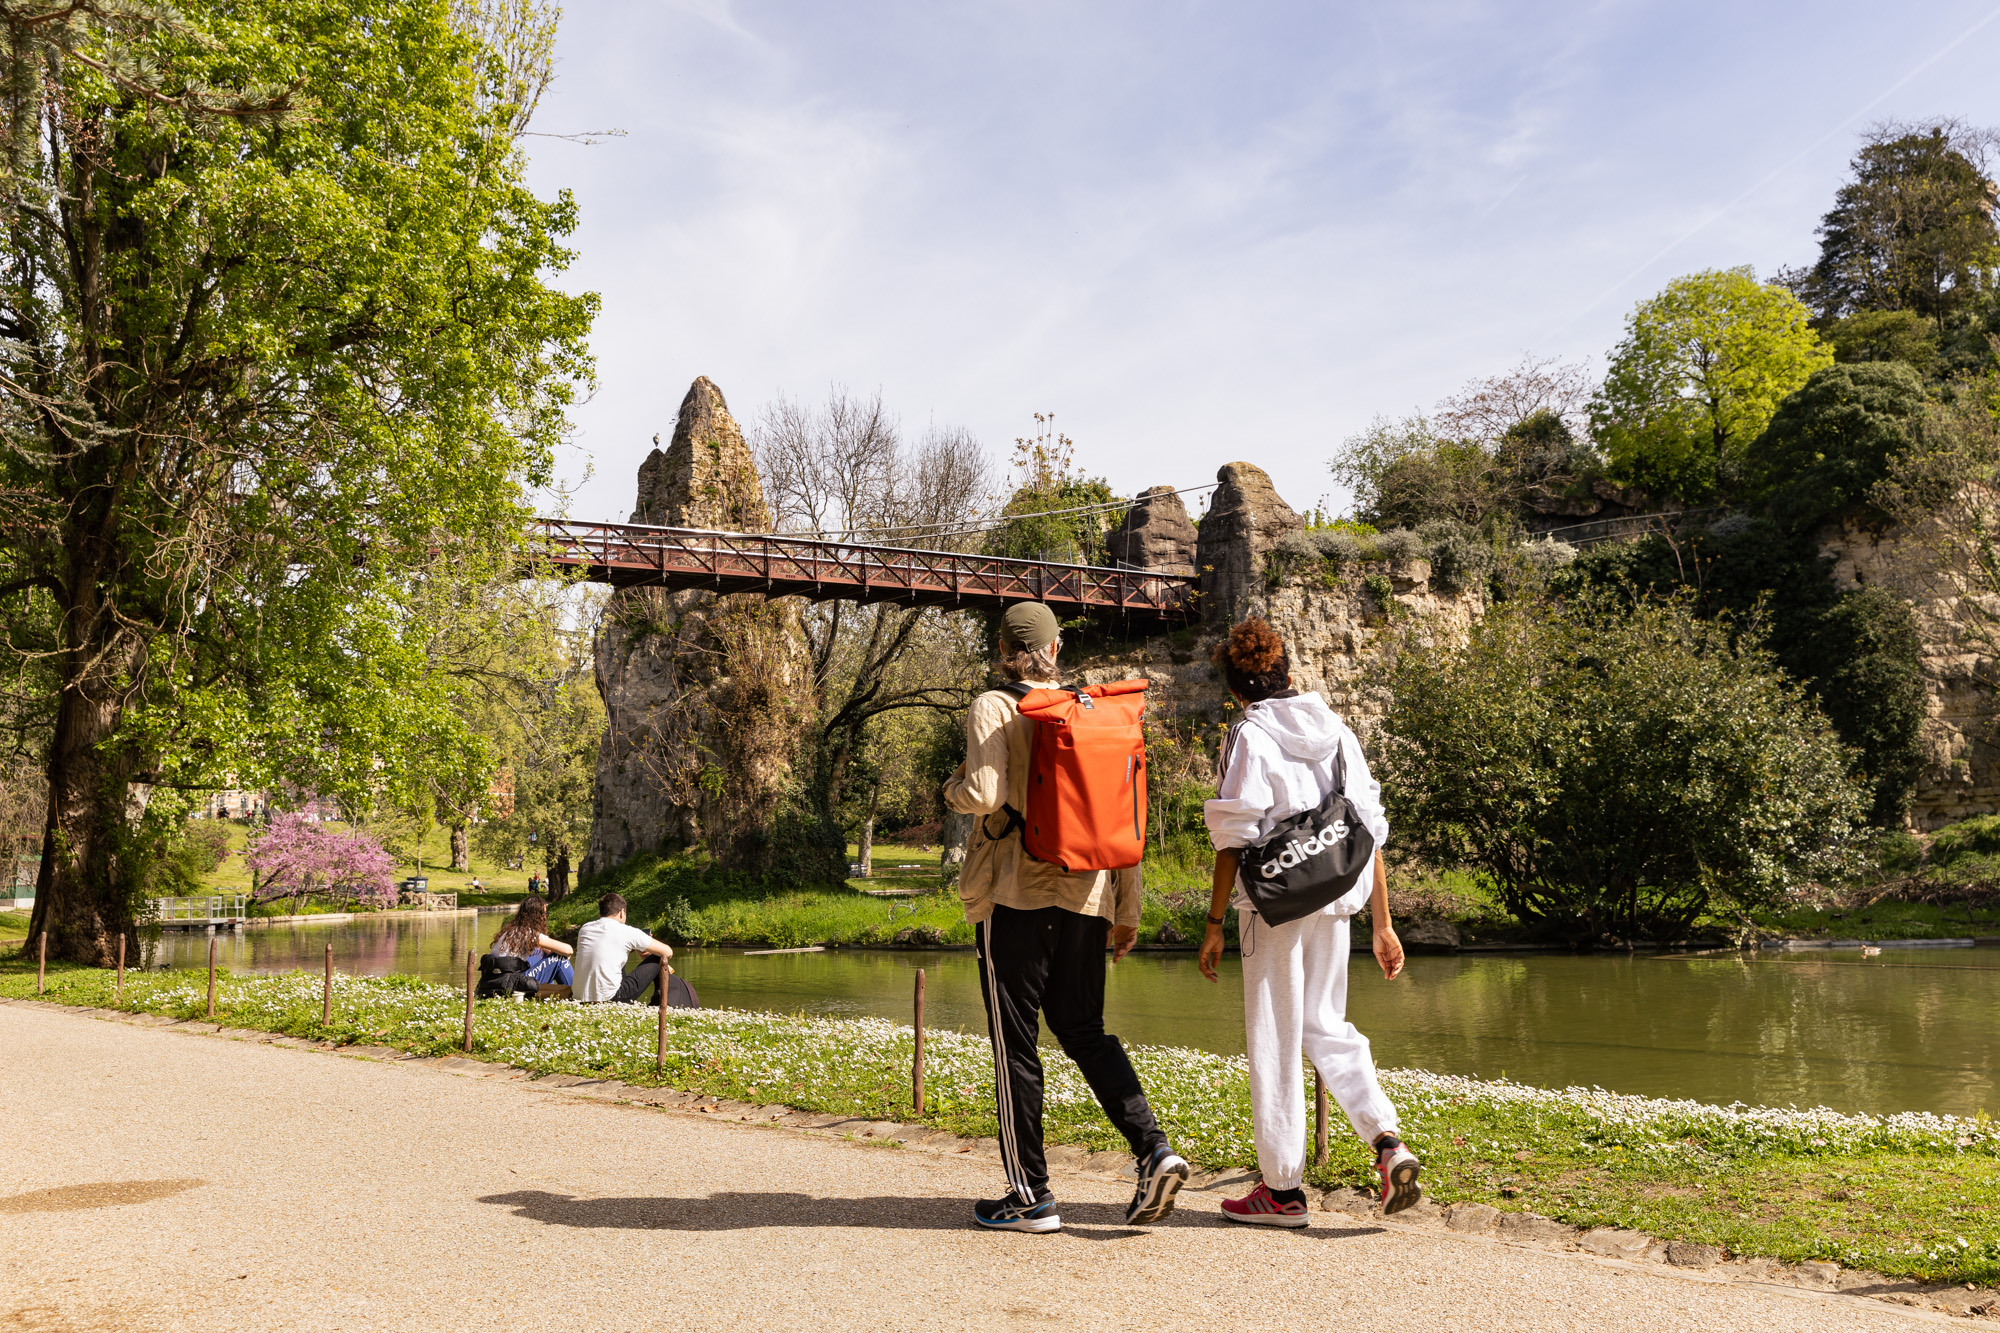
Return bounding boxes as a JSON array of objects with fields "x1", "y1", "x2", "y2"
[{"x1": 1001, "y1": 602, "x2": 1061, "y2": 653}]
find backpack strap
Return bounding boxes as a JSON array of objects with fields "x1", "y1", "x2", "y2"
[{"x1": 988, "y1": 681, "x2": 1039, "y2": 856}]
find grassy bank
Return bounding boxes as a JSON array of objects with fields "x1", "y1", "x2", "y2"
[{"x1": 7, "y1": 954, "x2": 1996, "y2": 1284}]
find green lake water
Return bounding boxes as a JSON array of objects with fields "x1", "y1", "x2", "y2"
[{"x1": 148, "y1": 917, "x2": 2000, "y2": 1119}]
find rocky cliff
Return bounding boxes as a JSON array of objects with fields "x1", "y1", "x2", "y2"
[
  {"x1": 1073, "y1": 466, "x2": 1484, "y2": 769},
  {"x1": 583, "y1": 377, "x2": 840, "y2": 882},
  {"x1": 1822, "y1": 520, "x2": 1999, "y2": 830}
]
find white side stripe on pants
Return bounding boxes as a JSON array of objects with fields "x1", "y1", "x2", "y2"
[{"x1": 978, "y1": 921, "x2": 1034, "y2": 1199}]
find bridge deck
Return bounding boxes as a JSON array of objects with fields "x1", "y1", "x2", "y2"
[{"x1": 533, "y1": 519, "x2": 1197, "y2": 624}]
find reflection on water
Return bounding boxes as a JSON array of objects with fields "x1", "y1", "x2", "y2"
[{"x1": 147, "y1": 919, "x2": 2000, "y2": 1119}]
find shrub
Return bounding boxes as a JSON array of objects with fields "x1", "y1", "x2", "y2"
[
  {"x1": 1930, "y1": 816, "x2": 2000, "y2": 867},
  {"x1": 1381, "y1": 593, "x2": 1867, "y2": 942},
  {"x1": 1418, "y1": 520, "x2": 1495, "y2": 594},
  {"x1": 1375, "y1": 528, "x2": 1424, "y2": 561}
]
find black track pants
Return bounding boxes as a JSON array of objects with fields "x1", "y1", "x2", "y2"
[
  {"x1": 614, "y1": 959, "x2": 663, "y2": 1006},
  {"x1": 975, "y1": 904, "x2": 1168, "y2": 1198}
]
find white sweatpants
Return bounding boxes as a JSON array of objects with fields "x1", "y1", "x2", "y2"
[{"x1": 1240, "y1": 907, "x2": 1399, "y2": 1190}]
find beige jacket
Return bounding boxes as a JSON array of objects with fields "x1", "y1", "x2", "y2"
[{"x1": 942, "y1": 684, "x2": 1143, "y2": 928}]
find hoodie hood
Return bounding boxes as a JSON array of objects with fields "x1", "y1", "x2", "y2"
[{"x1": 1241, "y1": 691, "x2": 1343, "y2": 764}]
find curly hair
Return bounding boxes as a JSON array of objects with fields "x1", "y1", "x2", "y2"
[{"x1": 1213, "y1": 616, "x2": 1290, "y2": 701}]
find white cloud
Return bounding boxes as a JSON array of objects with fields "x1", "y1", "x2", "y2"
[{"x1": 524, "y1": 0, "x2": 2000, "y2": 524}]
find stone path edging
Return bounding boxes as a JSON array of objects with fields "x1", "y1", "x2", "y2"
[{"x1": 7, "y1": 996, "x2": 1996, "y2": 1323}]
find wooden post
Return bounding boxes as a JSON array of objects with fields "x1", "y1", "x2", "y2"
[
  {"x1": 322, "y1": 941, "x2": 333, "y2": 1026},
  {"x1": 657, "y1": 967, "x2": 669, "y2": 1075},
  {"x1": 36, "y1": 931, "x2": 46, "y2": 995},
  {"x1": 912, "y1": 967, "x2": 927, "y2": 1115},
  {"x1": 206, "y1": 935, "x2": 217, "y2": 1019},
  {"x1": 463, "y1": 949, "x2": 476, "y2": 1053},
  {"x1": 1313, "y1": 1071, "x2": 1330, "y2": 1167},
  {"x1": 116, "y1": 934, "x2": 125, "y2": 1007}
]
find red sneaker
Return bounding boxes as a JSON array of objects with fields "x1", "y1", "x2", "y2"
[
  {"x1": 1220, "y1": 1182, "x2": 1310, "y2": 1228},
  {"x1": 1374, "y1": 1135, "x2": 1423, "y2": 1215}
]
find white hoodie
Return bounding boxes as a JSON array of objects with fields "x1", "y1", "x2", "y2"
[{"x1": 1203, "y1": 691, "x2": 1389, "y2": 918}]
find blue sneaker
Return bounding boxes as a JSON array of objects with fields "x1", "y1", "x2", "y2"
[
  {"x1": 974, "y1": 1188, "x2": 1060, "y2": 1233},
  {"x1": 1125, "y1": 1146, "x2": 1190, "y2": 1225}
]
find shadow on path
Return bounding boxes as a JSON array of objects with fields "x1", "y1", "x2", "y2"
[{"x1": 476, "y1": 1189, "x2": 1384, "y2": 1243}]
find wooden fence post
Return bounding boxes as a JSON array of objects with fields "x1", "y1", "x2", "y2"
[
  {"x1": 463, "y1": 949, "x2": 475, "y2": 1053},
  {"x1": 1313, "y1": 1072, "x2": 1330, "y2": 1167},
  {"x1": 657, "y1": 967, "x2": 669, "y2": 1075},
  {"x1": 206, "y1": 935, "x2": 217, "y2": 1019},
  {"x1": 323, "y1": 941, "x2": 333, "y2": 1026},
  {"x1": 37, "y1": 931, "x2": 46, "y2": 995},
  {"x1": 912, "y1": 967, "x2": 926, "y2": 1115},
  {"x1": 116, "y1": 934, "x2": 125, "y2": 1007}
]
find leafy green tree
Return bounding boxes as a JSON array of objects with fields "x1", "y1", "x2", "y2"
[
  {"x1": 986, "y1": 415, "x2": 1119, "y2": 565},
  {"x1": 469, "y1": 609, "x2": 605, "y2": 904},
  {"x1": 1329, "y1": 416, "x2": 1510, "y2": 529},
  {"x1": 1788, "y1": 124, "x2": 2000, "y2": 331},
  {"x1": 1825, "y1": 309, "x2": 1940, "y2": 377},
  {"x1": 1557, "y1": 525, "x2": 1926, "y2": 825},
  {"x1": 1381, "y1": 594, "x2": 1866, "y2": 942},
  {"x1": 1743, "y1": 361, "x2": 1930, "y2": 530},
  {"x1": 1592, "y1": 268, "x2": 1831, "y2": 501},
  {"x1": 0, "y1": 0, "x2": 595, "y2": 962}
]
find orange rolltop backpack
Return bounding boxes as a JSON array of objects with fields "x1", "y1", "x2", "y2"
[{"x1": 998, "y1": 679, "x2": 1149, "y2": 872}]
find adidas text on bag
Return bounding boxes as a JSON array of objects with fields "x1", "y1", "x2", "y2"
[{"x1": 998, "y1": 679, "x2": 1149, "y2": 872}]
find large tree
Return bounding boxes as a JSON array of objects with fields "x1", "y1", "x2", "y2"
[
  {"x1": 0, "y1": 0, "x2": 595, "y2": 961},
  {"x1": 754, "y1": 388, "x2": 990, "y2": 821},
  {"x1": 1591, "y1": 267, "x2": 1830, "y2": 502},
  {"x1": 1786, "y1": 122, "x2": 2000, "y2": 332}
]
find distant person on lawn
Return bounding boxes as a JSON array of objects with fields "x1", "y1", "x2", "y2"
[
  {"x1": 942, "y1": 600, "x2": 1189, "y2": 1234},
  {"x1": 488, "y1": 896, "x2": 574, "y2": 988},
  {"x1": 1199, "y1": 616, "x2": 1422, "y2": 1226},
  {"x1": 574, "y1": 892, "x2": 674, "y2": 1005}
]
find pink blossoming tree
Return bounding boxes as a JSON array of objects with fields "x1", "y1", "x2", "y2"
[{"x1": 243, "y1": 814, "x2": 398, "y2": 913}]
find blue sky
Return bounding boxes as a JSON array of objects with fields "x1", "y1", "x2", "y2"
[{"x1": 523, "y1": 0, "x2": 2000, "y2": 527}]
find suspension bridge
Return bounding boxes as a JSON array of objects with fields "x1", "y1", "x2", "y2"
[{"x1": 532, "y1": 518, "x2": 1198, "y2": 626}]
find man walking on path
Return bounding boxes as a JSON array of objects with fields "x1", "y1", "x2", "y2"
[{"x1": 943, "y1": 601, "x2": 1189, "y2": 1233}]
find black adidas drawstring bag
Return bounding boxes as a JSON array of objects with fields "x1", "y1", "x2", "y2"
[{"x1": 1230, "y1": 730, "x2": 1377, "y2": 927}]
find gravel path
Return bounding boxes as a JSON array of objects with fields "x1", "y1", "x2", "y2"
[{"x1": 0, "y1": 1003, "x2": 1944, "y2": 1332}]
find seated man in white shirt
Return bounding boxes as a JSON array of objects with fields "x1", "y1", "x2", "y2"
[{"x1": 573, "y1": 892, "x2": 675, "y2": 1005}]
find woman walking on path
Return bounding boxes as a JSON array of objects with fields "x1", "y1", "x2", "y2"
[
  {"x1": 489, "y1": 895, "x2": 574, "y2": 988},
  {"x1": 943, "y1": 601, "x2": 1190, "y2": 1234},
  {"x1": 1198, "y1": 616, "x2": 1423, "y2": 1227}
]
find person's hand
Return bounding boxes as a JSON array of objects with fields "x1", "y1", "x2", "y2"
[
  {"x1": 1373, "y1": 925, "x2": 1405, "y2": 980},
  {"x1": 1109, "y1": 924, "x2": 1137, "y2": 960},
  {"x1": 1197, "y1": 921, "x2": 1226, "y2": 982}
]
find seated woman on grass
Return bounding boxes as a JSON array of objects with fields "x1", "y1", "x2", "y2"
[{"x1": 489, "y1": 896, "x2": 574, "y2": 989}]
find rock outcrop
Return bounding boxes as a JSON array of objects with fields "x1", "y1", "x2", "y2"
[
  {"x1": 1822, "y1": 519, "x2": 1999, "y2": 829},
  {"x1": 1106, "y1": 486, "x2": 1197, "y2": 575},
  {"x1": 584, "y1": 378, "x2": 841, "y2": 883},
  {"x1": 1069, "y1": 468, "x2": 1483, "y2": 781},
  {"x1": 1194, "y1": 462, "x2": 1306, "y2": 626},
  {"x1": 630, "y1": 376, "x2": 770, "y2": 531}
]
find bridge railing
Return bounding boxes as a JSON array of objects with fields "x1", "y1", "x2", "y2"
[{"x1": 530, "y1": 520, "x2": 1196, "y2": 620}]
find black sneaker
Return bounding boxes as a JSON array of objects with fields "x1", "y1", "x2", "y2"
[
  {"x1": 1125, "y1": 1146, "x2": 1191, "y2": 1225},
  {"x1": 974, "y1": 1188, "x2": 1060, "y2": 1233}
]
